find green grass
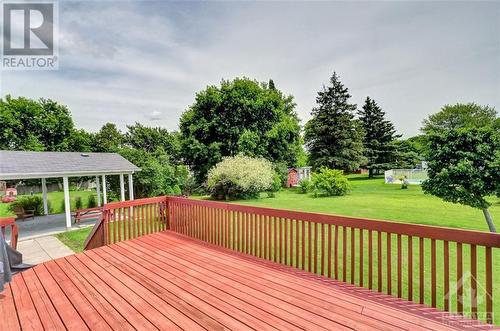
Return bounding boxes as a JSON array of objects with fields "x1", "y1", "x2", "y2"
[
  {"x1": 0, "y1": 190, "x2": 96, "y2": 217},
  {"x1": 233, "y1": 175, "x2": 500, "y2": 232},
  {"x1": 55, "y1": 227, "x2": 93, "y2": 253}
]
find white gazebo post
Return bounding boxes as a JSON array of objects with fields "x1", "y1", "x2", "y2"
[
  {"x1": 119, "y1": 174, "x2": 125, "y2": 201},
  {"x1": 102, "y1": 175, "x2": 107, "y2": 204},
  {"x1": 63, "y1": 176, "x2": 71, "y2": 230},
  {"x1": 96, "y1": 176, "x2": 101, "y2": 207},
  {"x1": 41, "y1": 178, "x2": 48, "y2": 215},
  {"x1": 128, "y1": 173, "x2": 134, "y2": 201}
]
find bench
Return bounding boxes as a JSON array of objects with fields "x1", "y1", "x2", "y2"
[{"x1": 73, "y1": 206, "x2": 103, "y2": 225}]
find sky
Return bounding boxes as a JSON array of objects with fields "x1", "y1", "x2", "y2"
[{"x1": 1, "y1": 0, "x2": 499, "y2": 137}]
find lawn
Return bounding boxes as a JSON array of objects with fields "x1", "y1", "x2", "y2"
[
  {"x1": 55, "y1": 227, "x2": 92, "y2": 253},
  {"x1": 0, "y1": 190, "x2": 96, "y2": 217},
  {"x1": 233, "y1": 175, "x2": 500, "y2": 232}
]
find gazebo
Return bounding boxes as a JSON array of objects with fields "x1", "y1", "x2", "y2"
[{"x1": 0, "y1": 151, "x2": 140, "y2": 229}]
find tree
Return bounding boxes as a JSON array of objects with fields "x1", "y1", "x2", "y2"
[
  {"x1": 422, "y1": 103, "x2": 498, "y2": 135},
  {"x1": 117, "y1": 148, "x2": 188, "y2": 198},
  {"x1": 422, "y1": 128, "x2": 499, "y2": 232},
  {"x1": 125, "y1": 122, "x2": 181, "y2": 160},
  {"x1": 180, "y1": 77, "x2": 302, "y2": 182},
  {"x1": 93, "y1": 123, "x2": 124, "y2": 152},
  {"x1": 304, "y1": 72, "x2": 365, "y2": 172},
  {"x1": 63, "y1": 129, "x2": 95, "y2": 152},
  {"x1": 0, "y1": 96, "x2": 74, "y2": 151},
  {"x1": 358, "y1": 97, "x2": 400, "y2": 177}
]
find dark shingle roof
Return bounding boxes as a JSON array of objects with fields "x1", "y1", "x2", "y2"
[{"x1": 0, "y1": 151, "x2": 140, "y2": 179}]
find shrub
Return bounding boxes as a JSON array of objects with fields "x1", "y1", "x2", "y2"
[
  {"x1": 299, "y1": 178, "x2": 311, "y2": 194},
  {"x1": 172, "y1": 185, "x2": 182, "y2": 196},
  {"x1": 87, "y1": 194, "x2": 97, "y2": 208},
  {"x1": 267, "y1": 172, "x2": 282, "y2": 198},
  {"x1": 74, "y1": 196, "x2": 83, "y2": 210},
  {"x1": 207, "y1": 155, "x2": 274, "y2": 200},
  {"x1": 10, "y1": 196, "x2": 44, "y2": 216},
  {"x1": 311, "y1": 168, "x2": 350, "y2": 197}
]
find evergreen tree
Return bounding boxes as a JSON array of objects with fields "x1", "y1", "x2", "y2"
[
  {"x1": 304, "y1": 72, "x2": 365, "y2": 172},
  {"x1": 358, "y1": 97, "x2": 400, "y2": 177},
  {"x1": 268, "y1": 79, "x2": 276, "y2": 90}
]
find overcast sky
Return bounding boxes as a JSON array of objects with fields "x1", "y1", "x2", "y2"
[{"x1": 1, "y1": 0, "x2": 499, "y2": 137}]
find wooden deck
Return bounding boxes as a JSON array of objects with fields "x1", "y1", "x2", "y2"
[{"x1": 1, "y1": 231, "x2": 497, "y2": 330}]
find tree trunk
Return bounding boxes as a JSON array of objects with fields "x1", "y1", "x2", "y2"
[
  {"x1": 368, "y1": 169, "x2": 373, "y2": 179},
  {"x1": 482, "y1": 208, "x2": 497, "y2": 233}
]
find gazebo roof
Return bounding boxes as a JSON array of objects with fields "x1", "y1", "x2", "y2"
[{"x1": 0, "y1": 150, "x2": 140, "y2": 180}]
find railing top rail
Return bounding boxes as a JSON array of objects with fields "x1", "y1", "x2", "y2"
[
  {"x1": 103, "y1": 196, "x2": 167, "y2": 210},
  {"x1": 167, "y1": 196, "x2": 500, "y2": 248}
]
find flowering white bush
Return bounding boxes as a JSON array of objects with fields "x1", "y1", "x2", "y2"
[{"x1": 207, "y1": 155, "x2": 275, "y2": 200}]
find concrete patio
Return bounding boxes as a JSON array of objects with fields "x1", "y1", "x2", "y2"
[{"x1": 15, "y1": 213, "x2": 97, "y2": 240}]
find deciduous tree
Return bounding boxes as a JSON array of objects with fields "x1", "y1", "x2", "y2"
[
  {"x1": 422, "y1": 128, "x2": 499, "y2": 232},
  {"x1": 180, "y1": 77, "x2": 302, "y2": 182}
]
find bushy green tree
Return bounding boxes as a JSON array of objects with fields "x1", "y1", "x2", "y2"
[
  {"x1": 422, "y1": 103, "x2": 498, "y2": 135},
  {"x1": 311, "y1": 168, "x2": 351, "y2": 197},
  {"x1": 125, "y1": 122, "x2": 181, "y2": 159},
  {"x1": 358, "y1": 97, "x2": 400, "y2": 177},
  {"x1": 206, "y1": 155, "x2": 275, "y2": 200},
  {"x1": 304, "y1": 72, "x2": 365, "y2": 172},
  {"x1": 117, "y1": 148, "x2": 188, "y2": 198},
  {"x1": 0, "y1": 96, "x2": 74, "y2": 151},
  {"x1": 93, "y1": 123, "x2": 124, "y2": 152},
  {"x1": 180, "y1": 77, "x2": 302, "y2": 182},
  {"x1": 422, "y1": 128, "x2": 499, "y2": 232}
]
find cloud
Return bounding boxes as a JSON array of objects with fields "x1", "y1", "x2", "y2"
[
  {"x1": 147, "y1": 111, "x2": 163, "y2": 121},
  {"x1": 1, "y1": 1, "x2": 498, "y2": 136}
]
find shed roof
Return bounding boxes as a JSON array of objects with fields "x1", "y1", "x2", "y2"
[{"x1": 0, "y1": 151, "x2": 140, "y2": 180}]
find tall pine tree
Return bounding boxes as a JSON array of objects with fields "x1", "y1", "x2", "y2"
[
  {"x1": 304, "y1": 72, "x2": 365, "y2": 172},
  {"x1": 358, "y1": 97, "x2": 400, "y2": 177}
]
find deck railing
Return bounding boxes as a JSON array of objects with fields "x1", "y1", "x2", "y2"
[
  {"x1": 0, "y1": 217, "x2": 18, "y2": 250},
  {"x1": 84, "y1": 196, "x2": 168, "y2": 250},
  {"x1": 85, "y1": 196, "x2": 500, "y2": 324}
]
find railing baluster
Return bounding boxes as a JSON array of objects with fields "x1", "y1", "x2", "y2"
[
  {"x1": 408, "y1": 236, "x2": 413, "y2": 301},
  {"x1": 486, "y1": 246, "x2": 493, "y2": 324},
  {"x1": 471, "y1": 244, "x2": 477, "y2": 319},
  {"x1": 302, "y1": 220, "x2": 306, "y2": 270},
  {"x1": 285, "y1": 218, "x2": 289, "y2": 265},
  {"x1": 444, "y1": 240, "x2": 449, "y2": 311},
  {"x1": 351, "y1": 227, "x2": 355, "y2": 284},
  {"x1": 334, "y1": 225, "x2": 339, "y2": 280},
  {"x1": 368, "y1": 229, "x2": 373, "y2": 289},
  {"x1": 397, "y1": 234, "x2": 402, "y2": 298},
  {"x1": 419, "y1": 237, "x2": 424, "y2": 305},
  {"x1": 314, "y1": 223, "x2": 319, "y2": 274},
  {"x1": 328, "y1": 224, "x2": 332, "y2": 278},
  {"x1": 321, "y1": 223, "x2": 325, "y2": 276},
  {"x1": 377, "y1": 231, "x2": 382, "y2": 292},
  {"x1": 308, "y1": 221, "x2": 313, "y2": 272},
  {"x1": 387, "y1": 232, "x2": 392, "y2": 295},
  {"x1": 457, "y1": 242, "x2": 463, "y2": 315},
  {"x1": 431, "y1": 239, "x2": 437, "y2": 308},
  {"x1": 295, "y1": 219, "x2": 299, "y2": 268},
  {"x1": 343, "y1": 226, "x2": 347, "y2": 282},
  {"x1": 360, "y1": 229, "x2": 364, "y2": 287}
]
